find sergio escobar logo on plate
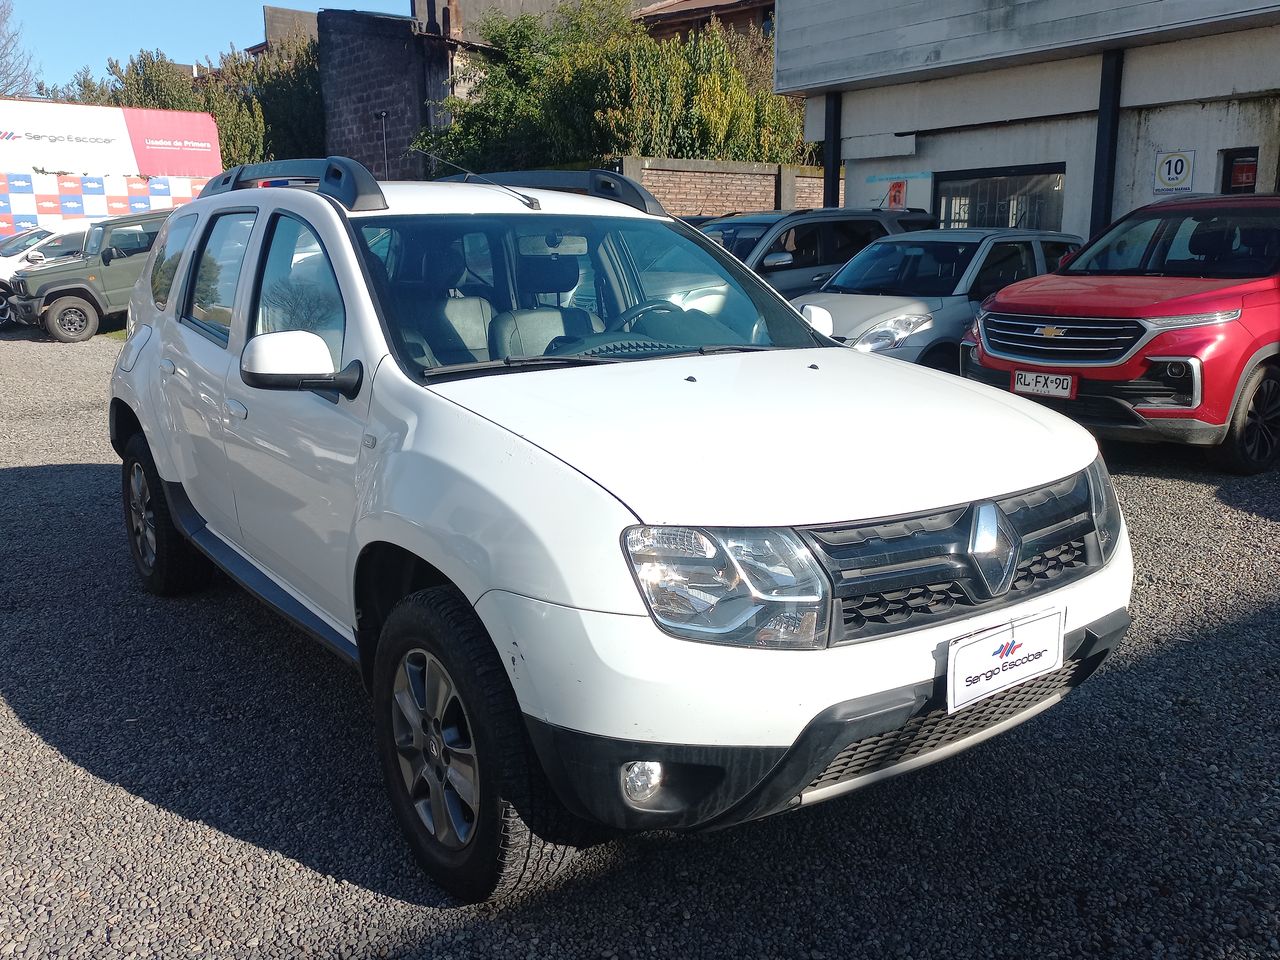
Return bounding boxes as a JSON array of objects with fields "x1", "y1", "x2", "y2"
[{"x1": 966, "y1": 643, "x2": 1050, "y2": 687}]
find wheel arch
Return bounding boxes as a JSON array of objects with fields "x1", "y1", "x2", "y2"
[
  {"x1": 1227, "y1": 342, "x2": 1280, "y2": 418},
  {"x1": 109, "y1": 397, "x2": 144, "y2": 459},
  {"x1": 38, "y1": 285, "x2": 107, "y2": 316},
  {"x1": 353, "y1": 540, "x2": 466, "y2": 690}
]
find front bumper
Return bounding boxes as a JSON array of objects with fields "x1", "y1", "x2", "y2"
[
  {"x1": 963, "y1": 350, "x2": 1228, "y2": 445},
  {"x1": 526, "y1": 608, "x2": 1129, "y2": 831},
  {"x1": 8, "y1": 295, "x2": 43, "y2": 325}
]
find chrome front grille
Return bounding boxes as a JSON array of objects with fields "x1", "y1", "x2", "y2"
[
  {"x1": 803, "y1": 471, "x2": 1101, "y2": 645},
  {"x1": 982, "y1": 313, "x2": 1146, "y2": 364}
]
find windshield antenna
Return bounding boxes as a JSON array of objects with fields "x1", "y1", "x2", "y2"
[{"x1": 413, "y1": 149, "x2": 541, "y2": 210}]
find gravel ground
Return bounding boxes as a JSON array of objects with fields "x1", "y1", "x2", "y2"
[{"x1": 0, "y1": 325, "x2": 1276, "y2": 959}]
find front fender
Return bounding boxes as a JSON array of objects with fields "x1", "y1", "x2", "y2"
[{"x1": 348, "y1": 364, "x2": 649, "y2": 618}]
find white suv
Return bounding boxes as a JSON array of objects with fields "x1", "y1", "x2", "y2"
[{"x1": 109, "y1": 159, "x2": 1133, "y2": 902}]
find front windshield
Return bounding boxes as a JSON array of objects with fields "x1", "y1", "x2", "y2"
[
  {"x1": 1066, "y1": 206, "x2": 1280, "y2": 279},
  {"x1": 354, "y1": 213, "x2": 821, "y2": 374},
  {"x1": 826, "y1": 239, "x2": 981, "y2": 297},
  {"x1": 700, "y1": 220, "x2": 770, "y2": 260},
  {"x1": 0, "y1": 229, "x2": 51, "y2": 256}
]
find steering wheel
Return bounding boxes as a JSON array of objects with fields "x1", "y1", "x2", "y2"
[{"x1": 607, "y1": 299, "x2": 683, "y2": 333}]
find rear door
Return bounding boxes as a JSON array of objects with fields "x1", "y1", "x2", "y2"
[{"x1": 153, "y1": 208, "x2": 258, "y2": 541}]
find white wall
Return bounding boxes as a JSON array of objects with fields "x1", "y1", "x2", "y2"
[
  {"x1": 777, "y1": 0, "x2": 1280, "y2": 95},
  {"x1": 847, "y1": 115, "x2": 1098, "y2": 238}
]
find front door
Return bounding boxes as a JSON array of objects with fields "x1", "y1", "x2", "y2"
[
  {"x1": 757, "y1": 221, "x2": 823, "y2": 297},
  {"x1": 221, "y1": 202, "x2": 369, "y2": 625},
  {"x1": 100, "y1": 220, "x2": 163, "y2": 310}
]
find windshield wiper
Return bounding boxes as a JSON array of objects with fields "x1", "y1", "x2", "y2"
[
  {"x1": 696, "y1": 344, "x2": 775, "y2": 354},
  {"x1": 421, "y1": 354, "x2": 620, "y2": 378}
]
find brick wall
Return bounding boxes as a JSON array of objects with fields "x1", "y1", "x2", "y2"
[
  {"x1": 319, "y1": 10, "x2": 453, "y2": 181},
  {"x1": 621, "y1": 157, "x2": 844, "y2": 217}
]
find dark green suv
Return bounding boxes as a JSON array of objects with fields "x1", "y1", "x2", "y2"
[{"x1": 8, "y1": 210, "x2": 169, "y2": 342}]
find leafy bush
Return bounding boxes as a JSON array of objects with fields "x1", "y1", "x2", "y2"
[{"x1": 420, "y1": 0, "x2": 810, "y2": 172}]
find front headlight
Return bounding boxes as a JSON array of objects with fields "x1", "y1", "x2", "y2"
[
  {"x1": 853, "y1": 314, "x2": 932, "y2": 352},
  {"x1": 1144, "y1": 309, "x2": 1240, "y2": 330},
  {"x1": 623, "y1": 526, "x2": 830, "y2": 649},
  {"x1": 1085, "y1": 455, "x2": 1123, "y2": 562}
]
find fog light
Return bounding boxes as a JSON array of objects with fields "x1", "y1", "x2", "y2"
[
  {"x1": 622, "y1": 761, "x2": 663, "y2": 803},
  {"x1": 1165, "y1": 361, "x2": 1188, "y2": 380}
]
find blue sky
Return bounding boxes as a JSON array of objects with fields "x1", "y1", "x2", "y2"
[{"x1": 15, "y1": 0, "x2": 408, "y2": 87}]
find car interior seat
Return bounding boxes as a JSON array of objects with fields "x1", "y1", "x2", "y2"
[
  {"x1": 488, "y1": 255, "x2": 604, "y2": 359},
  {"x1": 394, "y1": 242, "x2": 493, "y2": 366}
]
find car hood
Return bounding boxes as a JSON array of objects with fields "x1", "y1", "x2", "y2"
[
  {"x1": 990, "y1": 272, "x2": 1276, "y2": 317},
  {"x1": 790, "y1": 291, "x2": 947, "y2": 339},
  {"x1": 429, "y1": 348, "x2": 1097, "y2": 527}
]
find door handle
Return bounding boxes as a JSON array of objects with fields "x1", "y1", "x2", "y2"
[
  {"x1": 158, "y1": 358, "x2": 175, "y2": 375},
  {"x1": 223, "y1": 399, "x2": 248, "y2": 421}
]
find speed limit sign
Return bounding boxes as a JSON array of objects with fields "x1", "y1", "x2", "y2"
[{"x1": 1154, "y1": 150, "x2": 1195, "y2": 194}]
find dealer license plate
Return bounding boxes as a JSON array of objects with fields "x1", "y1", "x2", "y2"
[
  {"x1": 947, "y1": 610, "x2": 1065, "y2": 714},
  {"x1": 1012, "y1": 370, "x2": 1076, "y2": 399}
]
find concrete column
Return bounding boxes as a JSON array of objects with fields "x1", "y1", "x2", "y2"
[
  {"x1": 823, "y1": 93, "x2": 843, "y2": 208},
  {"x1": 1090, "y1": 49, "x2": 1124, "y2": 235}
]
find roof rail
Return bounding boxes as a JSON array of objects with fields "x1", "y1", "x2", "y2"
[
  {"x1": 198, "y1": 156, "x2": 388, "y2": 211},
  {"x1": 441, "y1": 169, "x2": 667, "y2": 217}
]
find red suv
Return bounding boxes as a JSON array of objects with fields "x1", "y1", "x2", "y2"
[{"x1": 963, "y1": 195, "x2": 1280, "y2": 473}]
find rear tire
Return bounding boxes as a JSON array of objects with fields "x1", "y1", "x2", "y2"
[
  {"x1": 1210, "y1": 364, "x2": 1280, "y2": 475},
  {"x1": 121, "y1": 433, "x2": 212, "y2": 595},
  {"x1": 373, "y1": 587, "x2": 579, "y2": 903},
  {"x1": 44, "y1": 296, "x2": 99, "y2": 343}
]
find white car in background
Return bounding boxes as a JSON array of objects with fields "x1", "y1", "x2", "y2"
[
  {"x1": 0, "y1": 222, "x2": 96, "y2": 324},
  {"x1": 792, "y1": 228, "x2": 1081, "y2": 373}
]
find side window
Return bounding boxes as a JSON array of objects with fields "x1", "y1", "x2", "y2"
[
  {"x1": 38, "y1": 231, "x2": 86, "y2": 259},
  {"x1": 185, "y1": 211, "x2": 257, "y2": 342},
  {"x1": 823, "y1": 219, "x2": 887, "y2": 265},
  {"x1": 764, "y1": 223, "x2": 821, "y2": 270},
  {"x1": 150, "y1": 214, "x2": 197, "y2": 309},
  {"x1": 1041, "y1": 240, "x2": 1079, "y2": 272},
  {"x1": 253, "y1": 214, "x2": 345, "y2": 369},
  {"x1": 971, "y1": 242, "x2": 1036, "y2": 300}
]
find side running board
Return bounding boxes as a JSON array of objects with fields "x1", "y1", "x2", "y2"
[{"x1": 162, "y1": 481, "x2": 360, "y2": 666}]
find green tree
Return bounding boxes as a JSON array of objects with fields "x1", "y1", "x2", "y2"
[
  {"x1": 419, "y1": 0, "x2": 809, "y2": 172},
  {"x1": 41, "y1": 39, "x2": 324, "y2": 168}
]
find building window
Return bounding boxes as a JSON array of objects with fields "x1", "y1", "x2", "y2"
[
  {"x1": 1221, "y1": 148, "x2": 1259, "y2": 195},
  {"x1": 934, "y1": 164, "x2": 1066, "y2": 231}
]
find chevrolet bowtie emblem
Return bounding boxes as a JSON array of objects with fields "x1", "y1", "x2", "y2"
[{"x1": 1035, "y1": 325, "x2": 1066, "y2": 338}]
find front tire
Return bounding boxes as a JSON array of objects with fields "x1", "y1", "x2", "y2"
[
  {"x1": 44, "y1": 295, "x2": 99, "y2": 343},
  {"x1": 1210, "y1": 365, "x2": 1280, "y2": 475},
  {"x1": 373, "y1": 587, "x2": 577, "y2": 903},
  {"x1": 121, "y1": 433, "x2": 211, "y2": 595}
]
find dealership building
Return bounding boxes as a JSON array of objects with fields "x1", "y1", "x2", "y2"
[{"x1": 776, "y1": 1, "x2": 1280, "y2": 238}]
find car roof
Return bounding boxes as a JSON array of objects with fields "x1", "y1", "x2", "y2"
[
  {"x1": 873, "y1": 227, "x2": 1081, "y2": 242},
  {"x1": 94, "y1": 209, "x2": 170, "y2": 228},
  {"x1": 1144, "y1": 193, "x2": 1280, "y2": 212},
  {"x1": 346, "y1": 181, "x2": 665, "y2": 222},
  {"x1": 704, "y1": 207, "x2": 929, "y2": 226}
]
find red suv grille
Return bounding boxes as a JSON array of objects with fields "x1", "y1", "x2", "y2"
[{"x1": 983, "y1": 313, "x2": 1146, "y2": 364}]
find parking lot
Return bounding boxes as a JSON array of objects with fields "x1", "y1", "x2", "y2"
[{"x1": 0, "y1": 327, "x2": 1276, "y2": 959}]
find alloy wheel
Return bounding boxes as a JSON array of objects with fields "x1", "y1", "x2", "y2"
[
  {"x1": 391, "y1": 649, "x2": 480, "y2": 851},
  {"x1": 57, "y1": 307, "x2": 89, "y2": 337},
  {"x1": 127, "y1": 462, "x2": 157, "y2": 571},
  {"x1": 1243, "y1": 377, "x2": 1280, "y2": 464}
]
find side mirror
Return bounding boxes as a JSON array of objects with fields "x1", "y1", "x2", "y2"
[
  {"x1": 240, "y1": 330, "x2": 362, "y2": 400},
  {"x1": 800, "y1": 303, "x2": 835, "y2": 338},
  {"x1": 761, "y1": 251, "x2": 794, "y2": 271},
  {"x1": 24, "y1": 250, "x2": 44, "y2": 264},
  {"x1": 101, "y1": 246, "x2": 122, "y2": 265}
]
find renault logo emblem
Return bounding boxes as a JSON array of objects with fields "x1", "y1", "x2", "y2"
[
  {"x1": 1035, "y1": 325, "x2": 1066, "y2": 338},
  {"x1": 968, "y1": 502, "x2": 1021, "y2": 597}
]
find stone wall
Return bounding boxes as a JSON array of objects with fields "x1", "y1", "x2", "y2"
[
  {"x1": 620, "y1": 157, "x2": 844, "y2": 216},
  {"x1": 318, "y1": 10, "x2": 453, "y2": 181}
]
